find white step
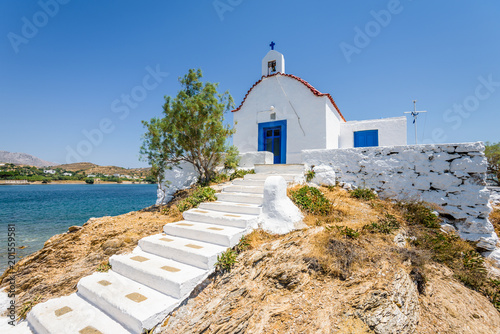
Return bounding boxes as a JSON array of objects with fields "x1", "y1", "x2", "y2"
[
  {"x1": 231, "y1": 179, "x2": 266, "y2": 186},
  {"x1": 222, "y1": 185, "x2": 264, "y2": 194},
  {"x1": 255, "y1": 164, "x2": 305, "y2": 174},
  {"x1": 216, "y1": 192, "x2": 263, "y2": 205},
  {"x1": 199, "y1": 201, "x2": 262, "y2": 215},
  {"x1": 109, "y1": 249, "x2": 207, "y2": 299},
  {"x1": 77, "y1": 271, "x2": 178, "y2": 334},
  {"x1": 183, "y1": 208, "x2": 257, "y2": 228},
  {"x1": 27, "y1": 293, "x2": 131, "y2": 334},
  {"x1": 163, "y1": 220, "x2": 246, "y2": 247},
  {"x1": 1, "y1": 321, "x2": 31, "y2": 334},
  {"x1": 244, "y1": 173, "x2": 302, "y2": 182},
  {"x1": 139, "y1": 233, "x2": 227, "y2": 269}
]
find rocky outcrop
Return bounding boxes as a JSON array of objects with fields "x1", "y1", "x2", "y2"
[
  {"x1": 355, "y1": 270, "x2": 419, "y2": 334},
  {"x1": 159, "y1": 228, "x2": 500, "y2": 334}
]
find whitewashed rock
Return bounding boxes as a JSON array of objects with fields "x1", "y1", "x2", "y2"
[
  {"x1": 311, "y1": 165, "x2": 336, "y2": 186},
  {"x1": 157, "y1": 162, "x2": 198, "y2": 205},
  {"x1": 429, "y1": 173, "x2": 461, "y2": 190},
  {"x1": 484, "y1": 248, "x2": 500, "y2": 268},
  {"x1": 450, "y1": 156, "x2": 487, "y2": 174},
  {"x1": 440, "y1": 223, "x2": 457, "y2": 234},
  {"x1": 258, "y1": 176, "x2": 305, "y2": 234},
  {"x1": 476, "y1": 234, "x2": 499, "y2": 251}
]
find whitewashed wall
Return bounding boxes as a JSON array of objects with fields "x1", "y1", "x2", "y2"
[
  {"x1": 302, "y1": 142, "x2": 498, "y2": 253},
  {"x1": 157, "y1": 162, "x2": 198, "y2": 205},
  {"x1": 233, "y1": 75, "x2": 340, "y2": 164},
  {"x1": 339, "y1": 116, "x2": 407, "y2": 148}
]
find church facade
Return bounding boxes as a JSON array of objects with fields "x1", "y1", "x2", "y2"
[{"x1": 232, "y1": 49, "x2": 407, "y2": 164}]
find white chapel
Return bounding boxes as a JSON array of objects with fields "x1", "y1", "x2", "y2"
[{"x1": 232, "y1": 46, "x2": 407, "y2": 164}]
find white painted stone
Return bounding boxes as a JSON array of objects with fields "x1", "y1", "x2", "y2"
[
  {"x1": 163, "y1": 220, "x2": 246, "y2": 247},
  {"x1": 109, "y1": 249, "x2": 207, "y2": 299},
  {"x1": 311, "y1": 165, "x2": 336, "y2": 186},
  {"x1": 157, "y1": 162, "x2": 198, "y2": 205},
  {"x1": 223, "y1": 185, "x2": 264, "y2": 194},
  {"x1": 199, "y1": 201, "x2": 262, "y2": 215},
  {"x1": 215, "y1": 192, "x2": 263, "y2": 205},
  {"x1": 182, "y1": 208, "x2": 257, "y2": 228},
  {"x1": 27, "y1": 293, "x2": 131, "y2": 334},
  {"x1": 450, "y1": 156, "x2": 488, "y2": 174},
  {"x1": 139, "y1": 234, "x2": 227, "y2": 270},
  {"x1": 440, "y1": 223, "x2": 457, "y2": 234},
  {"x1": 491, "y1": 191, "x2": 500, "y2": 206},
  {"x1": 484, "y1": 248, "x2": 500, "y2": 268},
  {"x1": 413, "y1": 176, "x2": 432, "y2": 191},
  {"x1": 238, "y1": 151, "x2": 273, "y2": 169},
  {"x1": 430, "y1": 173, "x2": 462, "y2": 190},
  {"x1": 258, "y1": 176, "x2": 304, "y2": 234},
  {"x1": 77, "y1": 271, "x2": 178, "y2": 333}
]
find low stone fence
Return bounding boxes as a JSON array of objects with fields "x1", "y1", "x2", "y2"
[{"x1": 302, "y1": 142, "x2": 498, "y2": 252}]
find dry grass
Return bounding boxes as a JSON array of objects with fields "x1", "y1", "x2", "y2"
[
  {"x1": 490, "y1": 206, "x2": 500, "y2": 237},
  {"x1": 243, "y1": 229, "x2": 279, "y2": 250}
]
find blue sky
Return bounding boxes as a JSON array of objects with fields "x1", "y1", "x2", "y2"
[{"x1": 1, "y1": 0, "x2": 499, "y2": 167}]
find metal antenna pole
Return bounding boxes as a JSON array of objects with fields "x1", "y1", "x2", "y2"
[{"x1": 404, "y1": 100, "x2": 427, "y2": 145}]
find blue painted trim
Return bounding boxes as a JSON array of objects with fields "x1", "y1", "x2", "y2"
[
  {"x1": 258, "y1": 120, "x2": 287, "y2": 164},
  {"x1": 354, "y1": 129, "x2": 379, "y2": 147}
]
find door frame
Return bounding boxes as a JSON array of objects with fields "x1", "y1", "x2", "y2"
[{"x1": 258, "y1": 120, "x2": 287, "y2": 164}]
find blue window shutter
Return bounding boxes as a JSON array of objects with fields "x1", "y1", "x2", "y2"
[{"x1": 354, "y1": 130, "x2": 378, "y2": 148}]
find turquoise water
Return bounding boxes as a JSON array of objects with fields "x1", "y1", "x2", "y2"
[{"x1": 0, "y1": 184, "x2": 157, "y2": 273}]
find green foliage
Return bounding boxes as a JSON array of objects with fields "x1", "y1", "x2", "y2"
[
  {"x1": 18, "y1": 296, "x2": 41, "y2": 321},
  {"x1": 96, "y1": 262, "x2": 111, "y2": 272},
  {"x1": 350, "y1": 188, "x2": 377, "y2": 201},
  {"x1": 363, "y1": 214, "x2": 400, "y2": 234},
  {"x1": 399, "y1": 202, "x2": 441, "y2": 228},
  {"x1": 177, "y1": 186, "x2": 217, "y2": 212},
  {"x1": 289, "y1": 186, "x2": 332, "y2": 215},
  {"x1": 485, "y1": 142, "x2": 500, "y2": 185},
  {"x1": 140, "y1": 68, "x2": 237, "y2": 184},
  {"x1": 305, "y1": 169, "x2": 316, "y2": 182},
  {"x1": 84, "y1": 178, "x2": 94, "y2": 184},
  {"x1": 215, "y1": 249, "x2": 238, "y2": 273},
  {"x1": 224, "y1": 145, "x2": 241, "y2": 171},
  {"x1": 210, "y1": 172, "x2": 229, "y2": 184},
  {"x1": 234, "y1": 235, "x2": 250, "y2": 253},
  {"x1": 229, "y1": 169, "x2": 255, "y2": 181},
  {"x1": 328, "y1": 225, "x2": 360, "y2": 239}
]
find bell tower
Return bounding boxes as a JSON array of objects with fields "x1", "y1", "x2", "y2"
[{"x1": 262, "y1": 42, "x2": 285, "y2": 76}]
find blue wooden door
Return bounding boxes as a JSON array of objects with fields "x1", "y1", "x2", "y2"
[
  {"x1": 354, "y1": 130, "x2": 379, "y2": 147},
  {"x1": 263, "y1": 126, "x2": 282, "y2": 164}
]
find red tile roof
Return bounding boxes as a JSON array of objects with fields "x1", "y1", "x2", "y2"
[{"x1": 231, "y1": 73, "x2": 346, "y2": 122}]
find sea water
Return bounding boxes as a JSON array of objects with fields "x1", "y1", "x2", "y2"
[{"x1": 0, "y1": 184, "x2": 157, "y2": 273}]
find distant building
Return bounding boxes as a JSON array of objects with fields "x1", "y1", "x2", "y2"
[
  {"x1": 44, "y1": 169, "x2": 56, "y2": 174},
  {"x1": 87, "y1": 174, "x2": 96, "y2": 178},
  {"x1": 63, "y1": 172, "x2": 72, "y2": 176}
]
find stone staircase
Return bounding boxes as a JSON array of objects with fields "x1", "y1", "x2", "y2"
[{"x1": 19, "y1": 164, "x2": 304, "y2": 334}]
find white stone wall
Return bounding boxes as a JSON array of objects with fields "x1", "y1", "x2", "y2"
[
  {"x1": 339, "y1": 116, "x2": 407, "y2": 148},
  {"x1": 157, "y1": 162, "x2": 198, "y2": 205},
  {"x1": 302, "y1": 142, "x2": 498, "y2": 252},
  {"x1": 239, "y1": 151, "x2": 273, "y2": 169}
]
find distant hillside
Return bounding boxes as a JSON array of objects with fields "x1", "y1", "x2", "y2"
[
  {"x1": 0, "y1": 151, "x2": 55, "y2": 167},
  {"x1": 53, "y1": 162, "x2": 151, "y2": 177}
]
